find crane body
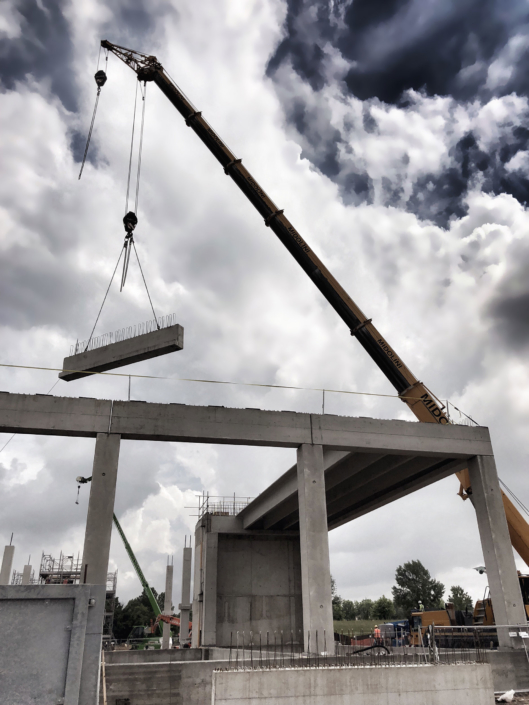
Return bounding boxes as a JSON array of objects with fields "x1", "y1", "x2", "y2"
[{"x1": 100, "y1": 40, "x2": 529, "y2": 568}]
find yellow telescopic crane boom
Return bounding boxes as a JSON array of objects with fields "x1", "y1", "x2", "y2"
[{"x1": 101, "y1": 40, "x2": 529, "y2": 566}]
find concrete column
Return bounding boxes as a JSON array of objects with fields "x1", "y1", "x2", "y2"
[
  {"x1": 0, "y1": 545, "x2": 15, "y2": 585},
  {"x1": 469, "y1": 455, "x2": 526, "y2": 649},
  {"x1": 191, "y1": 525, "x2": 203, "y2": 648},
  {"x1": 21, "y1": 565, "x2": 32, "y2": 585},
  {"x1": 297, "y1": 444, "x2": 334, "y2": 655},
  {"x1": 179, "y1": 545, "x2": 192, "y2": 647},
  {"x1": 202, "y1": 530, "x2": 218, "y2": 647},
  {"x1": 162, "y1": 562, "x2": 173, "y2": 649},
  {"x1": 81, "y1": 433, "x2": 121, "y2": 585}
]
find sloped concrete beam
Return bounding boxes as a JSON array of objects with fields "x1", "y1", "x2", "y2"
[{"x1": 59, "y1": 324, "x2": 184, "y2": 381}]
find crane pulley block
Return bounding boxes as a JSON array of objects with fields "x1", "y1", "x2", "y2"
[
  {"x1": 123, "y1": 211, "x2": 138, "y2": 234},
  {"x1": 94, "y1": 70, "x2": 107, "y2": 88}
]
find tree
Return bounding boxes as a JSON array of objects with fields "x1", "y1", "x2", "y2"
[
  {"x1": 448, "y1": 585, "x2": 473, "y2": 611},
  {"x1": 113, "y1": 587, "x2": 168, "y2": 640},
  {"x1": 392, "y1": 560, "x2": 445, "y2": 615},
  {"x1": 342, "y1": 599, "x2": 357, "y2": 621},
  {"x1": 357, "y1": 598, "x2": 374, "y2": 620},
  {"x1": 331, "y1": 575, "x2": 343, "y2": 620},
  {"x1": 373, "y1": 595, "x2": 394, "y2": 621}
]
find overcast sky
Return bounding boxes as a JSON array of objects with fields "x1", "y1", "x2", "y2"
[{"x1": 1, "y1": 0, "x2": 529, "y2": 609}]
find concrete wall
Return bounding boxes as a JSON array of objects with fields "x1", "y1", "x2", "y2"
[
  {"x1": 486, "y1": 649, "x2": 529, "y2": 692},
  {"x1": 100, "y1": 658, "x2": 223, "y2": 705},
  {"x1": 0, "y1": 583, "x2": 105, "y2": 705},
  {"x1": 212, "y1": 664, "x2": 495, "y2": 705},
  {"x1": 194, "y1": 515, "x2": 303, "y2": 647},
  {"x1": 105, "y1": 647, "x2": 230, "y2": 665}
]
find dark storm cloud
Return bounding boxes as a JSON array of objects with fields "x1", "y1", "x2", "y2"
[
  {"x1": 0, "y1": 0, "x2": 77, "y2": 111},
  {"x1": 409, "y1": 130, "x2": 529, "y2": 227},
  {"x1": 268, "y1": 0, "x2": 529, "y2": 104},
  {"x1": 267, "y1": 0, "x2": 529, "y2": 223}
]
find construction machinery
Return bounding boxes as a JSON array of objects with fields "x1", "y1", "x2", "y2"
[{"x1": 98, "y1": 41, "x2": 529, "y2": 567}]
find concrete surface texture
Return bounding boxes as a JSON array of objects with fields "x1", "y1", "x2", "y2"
[
  {"x1": 193, "y1": 515, "x2": 303, "y2": 647},
  {"x1": 99, "y1": 658, "x2": 223, "y2": 705},
  {"x1": 212, "y1": 663, "x2": 495, "y2": 705},
  {"x1": 0, "y1": 392, "x2": 493, "y2": 452},
  {"x1": 297, "y1": 444, "x2": 334, "y2": 654},
  {"x1": 21, "y1": 564, "x2": 32, "y2": 584},
  {"x1": 0, "y1": 583, "x2": 106, "y2": 705},
  {"x1": 469, "y1": 455, "x2": 526, "y2": 649},
  {"x1": 486, "y1": 650, "x2": 529, "y2": 692},
  {"x1": 59, "y1": 323, "x2": 184, "y2": 381},
  {"x1": 162, "y1": 562, "x2": 174, "y2": 649},
  {"x1": 179, "y1": 545, "x2": 192, "y2": 646},
  {"x1": 81, "y1": 433, "x2": 121, "y2": 586},
  {"x1": 0, "y1": 544, "x2": 14, "y2": 585}
]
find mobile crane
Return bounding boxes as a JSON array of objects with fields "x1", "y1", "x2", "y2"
[{"x1": 99, "y1": 40, "x2": 529, "y2": 567}]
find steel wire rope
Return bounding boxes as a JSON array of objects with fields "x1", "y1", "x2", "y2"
[
  {"x1": 132, "y1": 240, "x2": 160, "y2": 328},
  {"x1": 78, "y1": 48, "x2": 108, "y2": 180},
  {"x1": 134, "y1": 81, "x2": 147, "y2": 214},
  {"x1": 124, "y1": 79, "x2": 139, "y2": 214},
  {"x1": 499, "y1": 478, "x2": 529, "y2": 519},
  {"x1": 83, "y1": 245, "x2": 125, "y2": 352}
]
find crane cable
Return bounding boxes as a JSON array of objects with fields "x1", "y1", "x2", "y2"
[
  {"x1": 78, "y1": 48, "x2": 108, "y2": 180},
  {"x1": 119, "y1": 80, "x2": 160, "y2": 328}
]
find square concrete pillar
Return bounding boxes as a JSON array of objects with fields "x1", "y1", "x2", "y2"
[
  {"x1": 0, "y1": 546, "x2": 15, "y2": 585},
  {"x1": 191, "y1": 524, "x2": 203, "y2": 648},
  {"x1": 469, "y1": 455, "x2": 526, "y2": 649},
  {"x1": 162, "y1": 563, "x2": 173, "y2": 649},
  {"x1": 297, "y1": 444, "x2": 334, "y2": 654},
  {"x1": 21, "y1": 565, "x2": 32, "y2": 585},
  {"x1": 179, "y1": 546, "x2": 192, "y2": 646},
  {"x1": 202, "y1": 531, "x2": 219, "y2": 647},
  {"x1": 81, "y1": 433, "x2": 121, "y2": 586}
]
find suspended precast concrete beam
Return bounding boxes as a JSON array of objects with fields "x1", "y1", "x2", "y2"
[{"x1": 59, "y1": 324, "x2": 184, "y2": 381}]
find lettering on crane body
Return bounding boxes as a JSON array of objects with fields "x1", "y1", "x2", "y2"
[
  {"x1": 245, "y1": 175, "x2": 270, "y2": 203},
  {"x1": 420, "y1": 393, "x2": 449, "y2": 423},
  {"x1": 206, "y1": 127, "x2": 226, "y2": 149},
  {"x1": 376, "y1": 338, "x2": 404, "y2": 369},
  {"x1": 286, "y1": 226, "x2": 311, "y2": 253}
]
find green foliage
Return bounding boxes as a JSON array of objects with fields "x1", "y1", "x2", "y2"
[
  {"x1": 342, "y1": 599, "x2": 356, "y2": 621},
  {"x1": 331, "y1": 575, "x2": 343, "y2": 619},
  {"x1": 448, "y1": 585, "x2": 473, "y2": 610},
  {"x1": 113, "y1": 588, "x2": 168, "y2": 640},
  {"x1": 392, "y1": 560, "x2": 445, "y2": 615},
  {"x1": 356, "y1": 598, "x2": 373, "y2": 620},
  {"x1": 373, "y1": 595, "x2": 394, "y2": 621}
]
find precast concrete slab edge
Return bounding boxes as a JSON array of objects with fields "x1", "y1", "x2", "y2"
[{"x1": 60, "y1": 324, "x2": 184, "y2": 381}]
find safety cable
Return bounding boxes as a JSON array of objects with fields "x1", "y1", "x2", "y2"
[
  {"x1": 132, "y1": 240, "x2": 160, "y2": 328},
  {"x1": 84, "y1": 245, "x2": 125, "y2": 352}
]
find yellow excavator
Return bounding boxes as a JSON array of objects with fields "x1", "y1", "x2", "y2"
[{"x1": 98, "y1": 40, "x2": 529, "y2": 568}]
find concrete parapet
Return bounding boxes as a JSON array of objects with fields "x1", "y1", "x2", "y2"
[
  {"x1": 212, "y1": 663, "x2": 495, "y2": 705},
  {"x1": 59, "y1": 324, "x2": 184, "y2": 381}
]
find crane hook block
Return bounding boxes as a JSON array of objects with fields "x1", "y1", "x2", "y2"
[
  {"x1": 94, "y1": 70, "x2": 108, "y2": 88},
  {"x1": 123, "y1": 211, "x2": 138, "y2": 234}
]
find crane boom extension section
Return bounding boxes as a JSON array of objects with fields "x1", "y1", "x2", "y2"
[
  {"x1": 101, "y1": 40, "x2": 445, "y2": 425},
  {"x1": 101, "y1": 40, "x2": 529, "y2": 566},
  {"x1": 113, "y1": 512, "x2": 161, "y2": 619}
]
